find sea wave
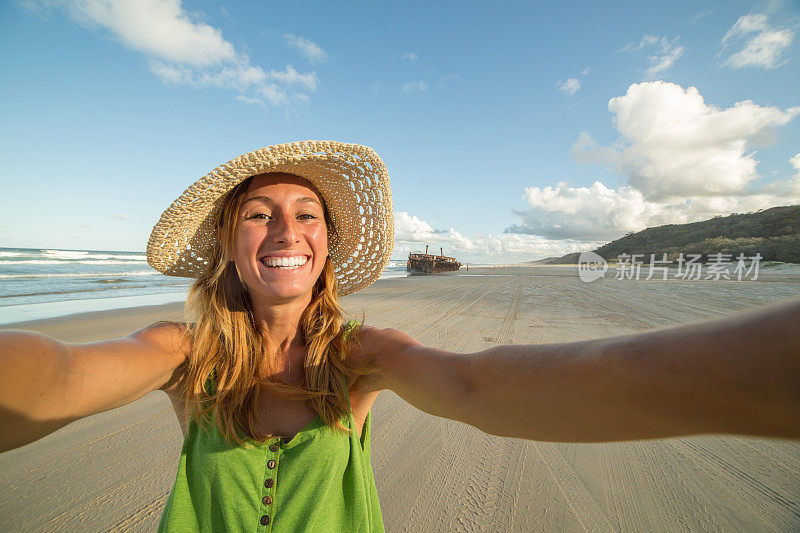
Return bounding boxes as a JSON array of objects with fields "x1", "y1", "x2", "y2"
[
  {"x1": 0, "y1": 259, "x2": 146, "y2": 265},
  {"x1": 0, "y1": 271, "x2": 160, "y2": 279},
  {"x1": 3, "y1": 250, "x2": 150, "y2": 262},
  {"x1": 91, "y1": 254, "x2": 147, "y2": 261},
  {"x1": 43, "y1": 250, "x2": 90, "y2": 259}
]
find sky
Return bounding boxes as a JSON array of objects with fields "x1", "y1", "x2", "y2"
[{"x1": 1, "y1": 0, "x2": 799, "y2": 263}]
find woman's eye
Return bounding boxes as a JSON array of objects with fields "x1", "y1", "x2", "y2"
[
  {"x1": 298, "y1": 213, "x2": 318, "y2": 220},
  {"x1": 247, "y1": 213, "x2": 271, "y2": 220}
]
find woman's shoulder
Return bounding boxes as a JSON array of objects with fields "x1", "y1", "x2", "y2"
[
  {"x1": 130, "y1": 321, "x2": 191, "y2": 360},
  {"x1": 348, "y1": 325, "x2": 422, "y2": 369},
  {"x1": 135, "y1": 319, "x2": 189, "y2": 338},
  {"x1": 129, "y1": 322, "x2": 191, "y2": 397}
]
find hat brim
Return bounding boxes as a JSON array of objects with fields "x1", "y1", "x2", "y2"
[{"x1": 146, "y1": 141, "x2": 394, "y2": 296}]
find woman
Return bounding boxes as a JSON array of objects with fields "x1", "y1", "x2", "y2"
[{"x1": 1, "y1": 141, "x2": 799, "y2": 532}]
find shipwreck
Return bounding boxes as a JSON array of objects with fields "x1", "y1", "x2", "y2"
[{"x1": 406, "y1": 245, "x2": 462, "y2": 274}]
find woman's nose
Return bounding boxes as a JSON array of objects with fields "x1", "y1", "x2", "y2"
[{"x1": 272, "y1": 215, "x2": 299, "y2": 243}]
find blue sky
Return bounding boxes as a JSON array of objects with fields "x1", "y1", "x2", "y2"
[{"x1": 1, "y1": 0, "x2": 799, "y2": 262}]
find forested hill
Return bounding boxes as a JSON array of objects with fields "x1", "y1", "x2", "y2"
[{"x1": 540, "y1": 204, "x2": 800, "y2": 264}]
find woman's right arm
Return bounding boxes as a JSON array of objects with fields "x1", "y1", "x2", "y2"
[{"x1": 0, "y1": 322, "x2": 188, "y2": 452}]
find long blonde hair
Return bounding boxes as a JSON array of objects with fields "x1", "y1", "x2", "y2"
[{"x1": 181, "y1": 174, "x2": 374, "y2": 446}]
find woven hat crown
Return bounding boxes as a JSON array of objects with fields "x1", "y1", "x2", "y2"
[{"x1": 147, "y1": 140, "x2": 394, "y2": 296}]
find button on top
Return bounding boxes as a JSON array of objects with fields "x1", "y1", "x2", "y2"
[
  {"x1": 269, "y1": 444, "x2": 279, "y2": 452},
  {"x1": 262, "y1": 495, "x2": 272, "y2": 506},
  {"x1": 264, "y1": 478, "x2": 274, "y2": 488},
  {"x1": 267, "y1": 459, "x2": 276, "y2": 469},
  {"x1": 260, "y1": 515, "x2": 270, "y2": 525}
]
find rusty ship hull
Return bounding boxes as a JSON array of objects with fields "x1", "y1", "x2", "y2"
[{"x1": 406, "y1": 246, "x2": 462, "y2": 274}]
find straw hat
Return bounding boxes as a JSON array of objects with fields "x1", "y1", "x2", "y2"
[{"x1": 147, "y1": 140, "x2": 394, "y2": 296}]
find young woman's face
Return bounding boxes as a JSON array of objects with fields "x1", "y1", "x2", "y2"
[{"x1": 233, "y1": 173, "x2": 329, "y2": 305}]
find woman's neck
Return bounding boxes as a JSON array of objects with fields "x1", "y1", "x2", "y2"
[{"x1": 251, "y1": 293, "x2": 312, "y2": 357}]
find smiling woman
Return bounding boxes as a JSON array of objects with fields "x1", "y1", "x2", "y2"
[{"x1": 0, "y1": 141, "x2": 799, "y2": 533}]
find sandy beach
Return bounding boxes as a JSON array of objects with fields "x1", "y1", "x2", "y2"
[{"x1": 1, "y1": 265, "x2": 799, "y2": 532}]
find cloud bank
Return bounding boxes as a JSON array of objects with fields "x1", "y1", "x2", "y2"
[
  {"x1": 393, "y1": 212, "x2": 603, "y2": 262},
  {"x1": 508, "y1": 82, "x2": 800, "y2": 245},
  {"x1": 30, "y1": 0, "x2": 318, "y2": 108}
]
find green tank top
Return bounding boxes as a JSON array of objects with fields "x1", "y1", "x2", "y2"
[{"x1": 157, "y1": 372, "x2": 384, "y2": 531}]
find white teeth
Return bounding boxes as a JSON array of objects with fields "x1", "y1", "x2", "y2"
[{"x1": 261, "y1": 256, "x2": 308, "y2": 269}]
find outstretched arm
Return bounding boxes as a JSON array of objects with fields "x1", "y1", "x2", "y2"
[
  {"x1": 357, "y1": 297, "x2": 800, "y2": 442},
  {"x1": 0, "y1": 322, "x2": 188, "y2": 452}
]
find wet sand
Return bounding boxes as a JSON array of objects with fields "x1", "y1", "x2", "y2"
[{"x1": 1, "y1": 265, "x2": 799, "y2": 531}]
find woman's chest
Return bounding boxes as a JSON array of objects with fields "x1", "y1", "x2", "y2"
[
  {"x1": 252, "y1": 395, "x2": 319, "y2": 441},
  {"x1": 167, "y1": 385, "x2": 377, "y2": 441}
]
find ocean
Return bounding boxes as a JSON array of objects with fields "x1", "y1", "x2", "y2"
[{"x1": 0, "y1": 247, "x2": 410, "y2": 325}]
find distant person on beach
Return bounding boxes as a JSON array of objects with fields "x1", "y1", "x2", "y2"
[{"x1": 1, "y1": 141, "x2": 798, "y2": 532}]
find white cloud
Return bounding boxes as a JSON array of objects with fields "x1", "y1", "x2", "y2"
[
  {"x1": 558, "y1": 67, "x2": 589, "y2": 95},
  {"x1": 283, "y1": 33, "x2": 328, "y2": 63},
  {"x1": 507, "y1": 82, "x2": 800, "y2": 244},
  {"x1": 719, "y1": 13, "x2": 794, "y2": 69},
  {"x1": 572, "y1": 82, "x2": 800, "y2": 201},
  {"x1": 265, "y1": 64, "x2": 317, "y2": 91},
  {"x1": 791, "y1": 154, "x2": 800, "y2": 174},
  {"x1": 509, "y1": 181, "x2": 660, "y2": 241},
  {"x1": 392, "y1": 212, "x2": 600, "y2": 262},
  {"x1": 29, "y1": 0, "x2": 316, "y2": 109},
  {"x1": 785, "y1": 154, "x2": 800, "y2": 195},
  {"x1": 507, "y1": 180, "x2": 799, "y2": 243},
  {"x1": 402, "y1": 52, "x2": 419, "y2": 63},
  {"x1": 620, "y1": 34, "x2": 685, "y2": 78},
  {"x1": 58, "y1": 0, "x2": 236, "y2": 66},
  {"x1": 690, "y1": 9, "x2": 712, "y2": 25},
  {"x1": 402, "y1": 80, "x2": 428, "y2": 93},
  {"x1": 558, "y1": 78, "x2": 581, "y2": 95}
]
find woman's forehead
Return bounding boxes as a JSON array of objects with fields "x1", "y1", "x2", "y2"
[{"x1": 244, "y1": 173, "x2": 324, "y2": 203}]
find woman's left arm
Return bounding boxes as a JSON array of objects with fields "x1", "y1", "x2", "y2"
[{"x1": 357, "y1": 296, "x2": 800, "y2": 442}]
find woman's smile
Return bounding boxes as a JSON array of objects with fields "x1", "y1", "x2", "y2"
[{"x1": 259, "y1": 254, "x2": 310, "y2": 269}]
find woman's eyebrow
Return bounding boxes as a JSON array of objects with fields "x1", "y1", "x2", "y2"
[
  {"x1": 241, "y1": 195, "x2": 272, "y2": 206},
  {"x1": 296, "y1": 196, "x2": 322, "y2": 206}
]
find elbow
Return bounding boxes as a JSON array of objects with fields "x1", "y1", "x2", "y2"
[{"x1": 457, "y1": 349, "x2": 501, "y2": 434}]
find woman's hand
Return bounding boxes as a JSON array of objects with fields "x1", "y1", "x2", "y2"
[{"x1": 0, "y1": 322, "x2": 188, "y2": 452}]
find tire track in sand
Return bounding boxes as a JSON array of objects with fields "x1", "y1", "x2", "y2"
[{"x1": 531, "y1": 442, "x2": 615, "y2": 532}]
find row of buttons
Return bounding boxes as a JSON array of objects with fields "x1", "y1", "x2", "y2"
[{"x1": 260, "y1": 443, "x2": 280, "y2": 527}]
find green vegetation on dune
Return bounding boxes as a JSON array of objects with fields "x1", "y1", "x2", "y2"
[{"x1": 542, "y1": 205, "x2": 800, "y2": 264}]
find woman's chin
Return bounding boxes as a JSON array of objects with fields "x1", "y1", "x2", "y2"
[
  {"x1": 241, "y1": 259, "x2": 325, "y2": 306},
  {"x1": 251, "y1": 284, "x2": 314, "y2": 305}
]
